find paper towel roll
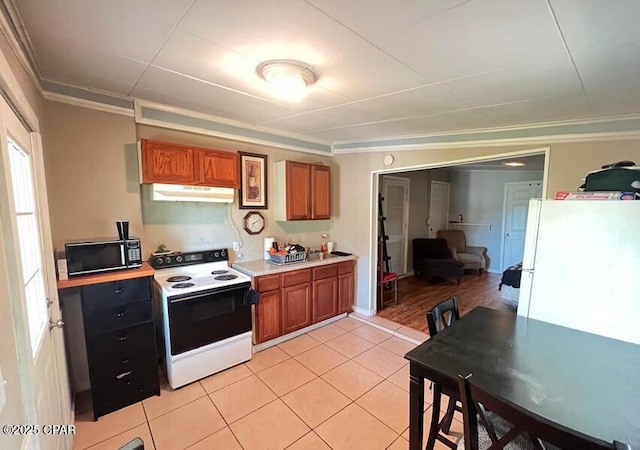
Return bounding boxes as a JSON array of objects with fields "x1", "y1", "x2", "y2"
[{"x1": 264, "y1": 237, "x2": 275, "y2": 260}]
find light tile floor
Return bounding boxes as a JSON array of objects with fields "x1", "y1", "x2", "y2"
[{"x1": 73, "y1": 316, "x2": 462, "y2": 450}]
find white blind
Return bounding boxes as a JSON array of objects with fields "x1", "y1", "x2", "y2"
[{"x1": 9, "y1": 138, "x2": 47, "y2": 357}]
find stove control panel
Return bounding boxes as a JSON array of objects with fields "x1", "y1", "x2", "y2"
[{"x1": 150, "y1": 248, "x2": 229, "y2": 269}]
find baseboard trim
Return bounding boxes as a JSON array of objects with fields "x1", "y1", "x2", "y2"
[{"x1": 352, "y1": 305, "x2": 373, "y2": 317}]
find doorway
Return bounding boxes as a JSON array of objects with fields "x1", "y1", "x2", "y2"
[
  {"x1": 381, "y1": 176, "x2": 409, "y2": 276},
  {"x1": 0, "y1": 96, "x2": 71, "y2": 449},
  {"x1": 428, "y1": 180, "x2": 450, "y2": 238},
  {"x1": 501, "y1": 180, "x2": 543, "y2": 270}
]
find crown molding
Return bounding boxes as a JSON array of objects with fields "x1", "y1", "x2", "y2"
[
  {"x1": 0, "y1": 0, "x2": 43, "y2": 95},
  {"x1": 43, "y1": 91, "x2": 134, "y2": 117},
  {"x1": 134, "y1": 99, "x2": 334, "y2": 156},
  {"x1": 333, "y1": 116, "x2": 640, "y2": 153}
]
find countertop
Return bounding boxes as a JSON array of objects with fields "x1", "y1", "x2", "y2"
[
  {"x1": 232, "y1": 254, "x2": 357, "y2": 277},
  {"x1": 57, "y1": 262, "x2": 155, "y2": 289}
]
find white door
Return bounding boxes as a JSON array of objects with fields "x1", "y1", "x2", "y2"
[
  {"x1": 382, "y1": 176, "x2": 409, "y2": 276},
  {"x1": 502, "y1": 180, "x2": 542, "y2": 270},
  {"x1": 0, "y1": 97, "x2": 71, "y2": 450},
  {"x1": 428, "y1": 181, "x2": 450, "y2": 238}
]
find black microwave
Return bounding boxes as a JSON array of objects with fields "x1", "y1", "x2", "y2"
[{"x1": 65, "y1": 237, "x2": 142, "y2": 277}]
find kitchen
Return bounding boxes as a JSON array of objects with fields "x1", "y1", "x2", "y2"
[{"x1": 3, "y1": 1, "x2": 640, "y2": 449}]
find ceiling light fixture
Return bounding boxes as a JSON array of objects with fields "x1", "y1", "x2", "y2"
[
  {"x1": 503, "y1": 161, "x2": 527, "y2": 167},
  {"x1": 257, "y1": 60, "x2": 317, "y2": 101}
]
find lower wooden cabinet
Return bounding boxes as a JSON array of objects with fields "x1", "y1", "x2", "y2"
[
  {"x1": 254, "y1": 261, "x2": 355, "y2": 344},
  {"x1": 255, "y1": 289, "x2": 281, "y2": 343},
  {"x1": 338, "y1": 261, "x2": 354, "y2": 314},
  {"x1": 282, "y1": 283, "x2": 312, "y2": 334}
]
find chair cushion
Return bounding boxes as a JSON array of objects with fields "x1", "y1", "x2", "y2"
[
  {"x1": 458, "y1": 253, "x2": 483, "y2": 264},
  {"x1": 382, "y1": 272, "x2": 397, "y2": 282}
]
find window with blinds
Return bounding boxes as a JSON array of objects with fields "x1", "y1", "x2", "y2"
[{"x1": 8, "y1": 137, "x2": 47, "y2": 357}]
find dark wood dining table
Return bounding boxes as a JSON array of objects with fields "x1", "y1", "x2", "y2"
[{"x1": 404, "y1": 307, "x2": 640, "y2": 450}]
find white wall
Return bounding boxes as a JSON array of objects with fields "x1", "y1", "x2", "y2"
[{"x1": 449, "y1": 170, "x2": 543, "y2": 272}]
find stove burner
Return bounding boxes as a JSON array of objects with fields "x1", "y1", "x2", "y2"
[
  {"x1": 167, "y1": 275, "x2": 192, "y2": 282},
  {"x1": 172, "y1": 282, "x2": 195, "y2": 289},
  {"x1": 214, "y1": 274, "x2": 238, "y2": 281},
  {"x1": 211, "y1": 270, "x2": 228, "y2": 275}
]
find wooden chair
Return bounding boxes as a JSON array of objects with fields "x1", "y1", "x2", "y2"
[
  {"x1": 457, "y1": 373, "x2": 632, "y2": 450},
  {"x1": 425, "y1": 297, "x2": 463, "y2": 449},
  {"x1": 378, "y1": 238, "x2": 398, "y2": 309}
]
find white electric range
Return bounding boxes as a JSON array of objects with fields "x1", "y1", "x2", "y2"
[{"x1": 151, "y1": 249, "x2": 256, "y2": 389}]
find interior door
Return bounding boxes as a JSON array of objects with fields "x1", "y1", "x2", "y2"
[
  {"x1": 0, "y1": 97, "x2": 70, "y2": 450},
  {"x1": 502, "y1": 181, "x2": 543, "y2": 270},
  {"x1": 382, "y1": 176, "x2": 409, "y2": 276},
  {"x1": 428, "y1": 181, "x2": 450, "y2": 238}
]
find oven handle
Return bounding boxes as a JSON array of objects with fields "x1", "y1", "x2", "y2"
[{"x1": 169, "y1": 283, "x2": 251, "y2": 303}]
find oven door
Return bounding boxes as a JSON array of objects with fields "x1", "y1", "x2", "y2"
[{"x1": 168, "y1": 282, "x2": 252, "y2": 356}]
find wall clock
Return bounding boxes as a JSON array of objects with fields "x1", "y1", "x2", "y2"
[{"x1": 243, "y1": 211, "x2": 265, "y2": 235}]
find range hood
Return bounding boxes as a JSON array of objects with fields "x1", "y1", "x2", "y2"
[{"x1": 151, "y1": 183, "x2": 235, "y2": 203}]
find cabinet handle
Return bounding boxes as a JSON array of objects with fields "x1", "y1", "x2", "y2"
[
  {"x1": 116, "y1": 371, "x2": 132, "y2": 380},
  {"x1": 115, "y1": 287, "x2": 126, "y2": 294},
  {"x1": 115, "y1": 308, "x2": 127, "y2": 317},
  {"x1": 117, "y1": 335, "x2": 128, "y2": 341},
  {"x1": 122, "y1": 358, "x2": 130, "y2": 365}
]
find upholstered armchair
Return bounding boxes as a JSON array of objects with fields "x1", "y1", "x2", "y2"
[{"x1": 436, "y1": 229, "x2": 488, "y2": 273}]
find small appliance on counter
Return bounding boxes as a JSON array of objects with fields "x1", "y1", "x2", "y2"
[
  {"x1": 151, "y1": 248, "x2": 258, "y2": 389},
  {"x1": 64, "y1": 236, "x2": 142, "y2": 276}
]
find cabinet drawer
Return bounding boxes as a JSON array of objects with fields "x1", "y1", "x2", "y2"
[
  {"x1": 82, "y1": 277, "x2": 151, "y2": 311},
  {"x1": 89, "y1": 347, "x2": 157, "y2": 387},
  {"x1": 84, "y1": 300, "x2": 152, "y2": 336},
  {"x1": 93, "y1": 382, "x2": 159, "y2": 420},
  {"x1": 313, "y1": 264, "x2": 338, "y2": 280},
  {"x1": 282, "y1": 269, "x2": 312, "y2": 287},
  {"x1": 256, "y1": 274, "x2": 280, "y2": 292},
  {"x1": 339, "y1": 261, "x2": 354, "y2": 275},
  {"x1": 86, "y1": 322, "x2": 155, "y2": 361}
]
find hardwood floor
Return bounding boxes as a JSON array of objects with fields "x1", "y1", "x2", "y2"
[{"x1": 377, "y1": 271, "x2": 516, "y2": 333}]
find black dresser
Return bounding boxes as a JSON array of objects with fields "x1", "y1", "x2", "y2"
[{"x1": 59, "y1": 264, "x2": 160, "y2": 420}]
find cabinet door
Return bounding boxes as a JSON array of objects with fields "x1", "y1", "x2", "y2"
[
  {"x1": 281, "y1": 283, "x2": 311, "y2": 334},
  {"x1": 197, "y1": 149, "x2": 239, "y2": 188},
  {"x1": 311, "y1": 165, "x2": 331, "y2": 220},
  {"x1": 312, "y1": 277, "x2": 338, "y2": 323},
  {"x1": 338, "y1": 272, "x2": 354, "y2": 314},
  {"x1": 255, "y1": 289, "x2": 282, "y2": 343},
  {"x1": 286, "y1": 161, "x2": 311, "y2": 220},
  {"x1": 140, "y1": 140, "x2": 197, "y2": 184}
]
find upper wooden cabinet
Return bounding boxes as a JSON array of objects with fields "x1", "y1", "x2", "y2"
[
  {"x1": 275, "y1": 160, "x2": 331, "y2": 221},
  {"x1": 140, "y1": 139, "x2": 239, "y2": 188}
]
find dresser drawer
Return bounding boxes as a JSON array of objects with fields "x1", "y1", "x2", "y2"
[
  {"x1": 83, "y1": 300, "x2": 152, "y2": 336},
  {"x1": 313, "y1": 264, "x2": 338, "y2": 280},
  {"x1": 86, "y1": 322, "x2": 155, "y2": 361},
  {"x1": 82, "y1": 277, "x2": 151, "y2": 311},
  {"x1": 89, "y1": 348, "x2": 157, "y2": 391}
]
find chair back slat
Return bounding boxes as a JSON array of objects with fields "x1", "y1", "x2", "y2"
[
  {"x1": 426, "y1": 296, "x2": 460, "y2": 336},
  {"x1": 457, "y1": 374, "x2": 627, "y2": 450}
]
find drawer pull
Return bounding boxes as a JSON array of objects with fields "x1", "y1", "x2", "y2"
[
  {"x1": 115, "y1": 308, "x2": 128, "y2": 317},
  {"x1": 117, "y1": 335, "x2": 128, "y2": 342},
  {"x1": 122, "y1": 358, "x2": 130, "y2": 365},
  {"x1": 115, "y1": 287, "x2": 126, "y2": 294},
  {"x1": 116, "y1": 371, "x2": 132, "y2": 380}
]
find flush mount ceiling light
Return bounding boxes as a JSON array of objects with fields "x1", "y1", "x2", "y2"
[
  {"x1": 503, "y1": 161, "x2": 527, "y2": 167},
  {"x1": 257, "y1": 60, "x2": 317, "y2": 101}
]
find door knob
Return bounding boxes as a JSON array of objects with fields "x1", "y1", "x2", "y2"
[{"x1": 48, "y1": 319, "x2": 64, "y2": 330}]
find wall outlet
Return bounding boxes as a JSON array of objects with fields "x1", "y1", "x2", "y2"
[{"x1": 232, "y1": 242, "x2": 241, "y2": 251}]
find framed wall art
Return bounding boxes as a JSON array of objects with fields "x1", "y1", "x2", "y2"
[{"x1": 239, "y1": 152, "x2": 267, "y2": 209}]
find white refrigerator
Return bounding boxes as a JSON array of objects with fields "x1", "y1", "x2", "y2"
[{"x1": 517, "y1": 199, "x2": 640, "y2": 345}]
